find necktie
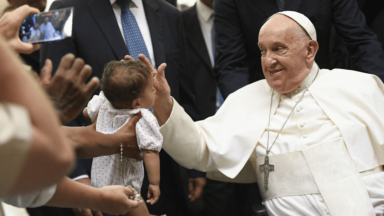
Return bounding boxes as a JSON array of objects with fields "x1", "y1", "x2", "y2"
[
  {"x1": 211, "y1": 20, "x2": 224, "y2": 109},
  {"x1": 276, "y1": 0, "x2": 285, "y2": 11},
  {"x1": 116, "y1": 0, "x2": 151, "y2": 63}
]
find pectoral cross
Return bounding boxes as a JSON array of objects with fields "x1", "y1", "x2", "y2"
[{"x1": 259, "y1": 155, "x2": 274, "y2": 190}]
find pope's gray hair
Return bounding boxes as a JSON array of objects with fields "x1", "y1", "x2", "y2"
[{"x1": 261, "y1": 13, "x2": 310, "y2": 44}]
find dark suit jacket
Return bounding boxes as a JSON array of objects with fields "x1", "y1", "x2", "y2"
[
  {"x1": 371, "y1": 10, "x2": 384, "y2": 52},
  {"x1": 214, "y1": 0, "x2": 384, "y2": 98},
  {"x1": 40, "y1": 0, "x2": 197, "y2": 215},
  {"x1": 182, "y1": 5, "x2": 216, "y2": 120}
]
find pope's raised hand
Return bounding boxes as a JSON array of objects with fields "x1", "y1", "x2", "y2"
[
  {"x1": 137, "y1": 54, "x2": 170, "y2": 109},
  {"x1": 123, "y1": 54, "x2": 172, "y2": 124},
  {"x1": 124, "y1": 54, "x2": 170, "y2": 102}
]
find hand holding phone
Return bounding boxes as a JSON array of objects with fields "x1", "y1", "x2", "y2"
[
  {"x1": 0, "y1": 5, "x2": 40, "y2": 54},
  {"x1": 19, "y1": 7, "x2": 74, "y2": 44}
]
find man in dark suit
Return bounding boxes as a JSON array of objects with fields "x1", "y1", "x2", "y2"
[
  {"x1": 40, "y1": 0, "x2": 198, "y2": 215},
  {"x1": 182, "y1": 1, "x2": 216, "y2": 121},
  {"x1": 214, "y1": 0, "x2": 384, "y2": 98},
  {"x1": 371, "y1": 10, "x2": 384, "y2": 52},
  {"x1": 181, "y1": 1, "x2": 214, "y2": 215}
]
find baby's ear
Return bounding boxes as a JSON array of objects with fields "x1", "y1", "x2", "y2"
[{"x1": 131, "y1": 99, "x2": 141, "y2": 109}]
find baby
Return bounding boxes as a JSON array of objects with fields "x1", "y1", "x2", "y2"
[{"x1": 83, "y1": 60, "x2": 162, "y2": 216}]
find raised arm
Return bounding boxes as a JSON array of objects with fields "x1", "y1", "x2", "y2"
[
  {"x1": 134, "y1": 54, "x2": 215, "y2": 172},
  {"x1": 0, "y1": 37, "x2": 74, "y2": 195}
]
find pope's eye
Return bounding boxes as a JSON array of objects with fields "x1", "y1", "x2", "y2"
[{"x1": 274, "y1": 47, "x2": 283, "y2": 51}]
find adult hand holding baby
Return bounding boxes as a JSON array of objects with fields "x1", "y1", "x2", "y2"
[{"x1": 116, "y1": 111, "x2": 143, "y2": 160}]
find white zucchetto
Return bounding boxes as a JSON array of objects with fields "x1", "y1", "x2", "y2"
[{"x1": 278, "y1": 11, "x2": 317, "y2": 41}]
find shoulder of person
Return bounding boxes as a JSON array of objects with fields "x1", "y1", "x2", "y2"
[
  {"x1": 136, "y1": 108, "x2": 157, "y2": 122},
  {"x1": 152, "y1": 0, "x2": 180, "y2": 17},
  {"x1": 317, "y1": 68, "x2": 383, "y2": 93},
  {"x1": 226, "y1": 79, "x2": 269, "y2": 101},
  {"x1": 181, "y1": 5, "x2": 195, "y2": 16},
  {"x1": 136, "y1": 108, "x2": 161, "y2": 130}
]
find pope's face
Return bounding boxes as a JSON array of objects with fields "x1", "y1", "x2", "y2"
[{"x1": 258, "y1": 15, "x2": 312, "y2": 94}]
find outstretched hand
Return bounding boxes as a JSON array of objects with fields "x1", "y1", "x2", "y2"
[
  {"x1": 123, "y1": 54, "x2": 172, "y2": 125},
  {"x1": 124, "y1": 54, "x2": 170, "y2": 108},
  {"x1": 0, "y1": 5, "x2": 40, "y2": 54},
  {"x1": 40, "y1": 54, "x2": 99, "y2": 124}
]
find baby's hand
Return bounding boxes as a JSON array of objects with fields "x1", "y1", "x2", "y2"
[{"x1": 147, "y1": 184, "x2": 160, "y2": 205}]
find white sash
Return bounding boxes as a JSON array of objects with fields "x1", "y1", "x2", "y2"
[{"x1": 256, "y1": 138, "x2": 375, "y2": 216}]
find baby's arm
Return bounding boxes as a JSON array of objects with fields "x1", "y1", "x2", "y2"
[
  {"x1": 142, "y1": 150, "x2": 160, "y2": 205},
  {"x1": 83, "y1": 107, "x2": 92, "y2": 123}
]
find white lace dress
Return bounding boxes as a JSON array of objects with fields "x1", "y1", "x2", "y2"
[{"x1": 89, "y1": 91, "x2": 162, "y2": 192}]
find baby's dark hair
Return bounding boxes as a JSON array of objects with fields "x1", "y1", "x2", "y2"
[{"x1": 100, "y1": 60, "x2": 151, "y2": 109}]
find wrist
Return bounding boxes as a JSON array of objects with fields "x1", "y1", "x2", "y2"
[
  {"x1": 89, "y1": 187, "x2": 104, "y2": 210},
  {"x1": 149, "y1": 183, "x2": 160, "y2": 188},
  {"x1": 153, "y1": 96, "x2": 173, "y2": 125}
]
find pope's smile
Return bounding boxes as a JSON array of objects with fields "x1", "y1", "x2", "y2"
[{"x1": 269, "y1": 68, "x2": 284, "y2": 75}]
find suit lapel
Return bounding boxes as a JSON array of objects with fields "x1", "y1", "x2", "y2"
[
  {"x1": 86, "y1": 0, "x2": 128, "y2": 59},
  {"x1": 143, "y1": 0, "x2": 164, "y2": 68},
  {"x1": 185, "y1": 5, "x2": 212, "y2": 68}
]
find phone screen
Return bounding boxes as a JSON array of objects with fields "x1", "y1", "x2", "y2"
[{"x1": 19, "y1": 7, "x2": 74, "y2": 44}]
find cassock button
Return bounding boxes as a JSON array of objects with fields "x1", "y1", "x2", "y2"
[
  {"x1": 296, "y1": 107, "x2": 301, "y2": 112},
  {"x1": 303, "y1": 135, "x2": 308, "y2": 138},
  {"x1": 300, "y1": 122, "x2": 305, "y2": 127}
]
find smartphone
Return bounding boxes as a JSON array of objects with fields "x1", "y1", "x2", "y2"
[{"x1": 19, "y1": 7, "x2": 74, "y2": 44}]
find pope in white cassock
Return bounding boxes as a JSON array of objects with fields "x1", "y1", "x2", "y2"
[{"x1": 146, "y1": 11, "x2": 384, "y2": 216}]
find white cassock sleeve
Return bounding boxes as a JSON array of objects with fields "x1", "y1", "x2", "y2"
[
  {"x1": 160, "y1": 81, "x2": 272, "y2": 183},
  {"x1": 160, "y1": 99, "x2": 217, "y2": 172}
]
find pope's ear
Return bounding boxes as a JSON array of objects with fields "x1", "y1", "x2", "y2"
[{"x1": 306, "y1": 40, "x2": 319, "y2": 62}]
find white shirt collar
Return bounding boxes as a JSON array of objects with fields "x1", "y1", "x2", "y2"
[
  {"x1": 299, "y1": 62, "x2": 319, "y2": 89},
  {"x1": 110, "y1": 0, "x2": 139, "y2": 8},
  {"x1": 284, "y1": 62, "x2": 319, "y2": 97},
  {"x1": 196, "y1": 0, "x2": 213, "y2": 23}
]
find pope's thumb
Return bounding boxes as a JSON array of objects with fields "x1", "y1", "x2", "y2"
[{"x1": 158, "y1": 63, "x2": 167, "y2": 76}]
